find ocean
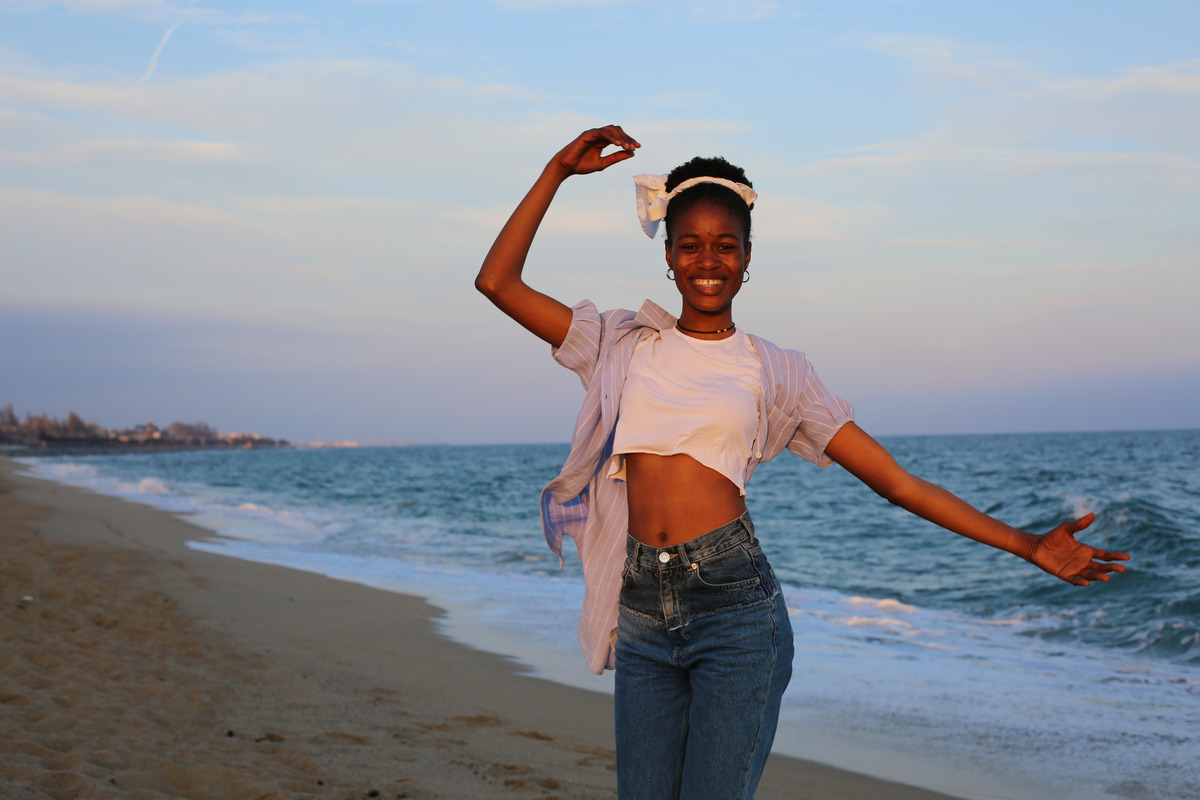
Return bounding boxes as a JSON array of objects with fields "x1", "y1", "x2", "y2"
[{"x1": 17, "y1": 429, "x2": 1199, "y2": 800}]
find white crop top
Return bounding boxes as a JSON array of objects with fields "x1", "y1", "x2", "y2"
[{"x1": 610, "y1": 327, "x2": 762, "y2": 495}]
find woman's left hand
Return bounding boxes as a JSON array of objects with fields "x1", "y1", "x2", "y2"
[{"x1": 1029, "y1": 514, "x2": 1130, "y2": 585}]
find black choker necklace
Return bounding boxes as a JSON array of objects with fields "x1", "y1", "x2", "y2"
[{"x1": 676, "y1": 322, "x2": 736, "y2": 335}]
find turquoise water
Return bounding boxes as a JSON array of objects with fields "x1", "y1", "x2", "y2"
[{"x1": 22, "y1": 429, "x2": 1200, "y2": 800}]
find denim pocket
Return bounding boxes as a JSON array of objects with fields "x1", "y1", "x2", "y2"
[
  {"x1": 692, "y1": 543, "x2": 763, "y2": 590},
  {"x1": 683, "y1": 543, "x2": 772, "y2": 621}
]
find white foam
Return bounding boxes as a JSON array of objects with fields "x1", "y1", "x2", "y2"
[{"x1": 133, "y1": 477, "x2": 172, "y2": 493}]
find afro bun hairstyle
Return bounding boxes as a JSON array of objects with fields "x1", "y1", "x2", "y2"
[{"x1": 662, "y1": 156, "x2": 754, "y2": 244}]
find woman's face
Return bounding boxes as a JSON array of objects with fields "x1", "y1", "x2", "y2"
[{"x1": 665, "y1": 199, "x2": 751, "y2": 327}]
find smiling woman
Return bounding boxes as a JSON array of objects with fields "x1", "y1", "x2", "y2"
[
  {"x1": 657, "y1": 165, "x2": 754, "y2": 337},
  {"x1": 474, "y1": 124, "x2": 1130, "y2": 800}
]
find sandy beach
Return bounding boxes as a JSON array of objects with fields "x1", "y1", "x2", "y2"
[{"x1": 1, "y1": 455, "x2": 962, "y2": 800}]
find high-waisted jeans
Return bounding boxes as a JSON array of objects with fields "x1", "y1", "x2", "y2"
[{"x1": 614, "y1": 512, "x2": 794, "y2": 800}]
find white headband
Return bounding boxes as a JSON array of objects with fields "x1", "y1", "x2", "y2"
[{"x1": 633, "y1": 173, "x2": 758, "y2": 239}]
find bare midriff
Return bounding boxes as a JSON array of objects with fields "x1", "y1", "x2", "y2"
[{"x1": 625, "y1": 452, "x2": 747, "y2": 547}]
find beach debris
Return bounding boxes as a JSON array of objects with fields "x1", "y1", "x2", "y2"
[{"x1": 515, "y1": 729, "x2": 552, "y2": 741}]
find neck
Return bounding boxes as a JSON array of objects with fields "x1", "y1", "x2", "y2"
[{"x1": 675, "y1": 320, "x2": 736, "y2": 337}]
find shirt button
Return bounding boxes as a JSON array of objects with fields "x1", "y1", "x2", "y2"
[{"x1": 658, "y1": 552, "x2": 670, "y2": 563}]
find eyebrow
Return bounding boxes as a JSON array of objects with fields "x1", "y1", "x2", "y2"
[{"x1": 675, "y1": 231, "x2": 742, "y2": 240}]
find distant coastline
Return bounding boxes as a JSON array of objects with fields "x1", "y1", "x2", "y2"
[{"x1": 0, "y1": 404, "x2": 288, "y2": 455}]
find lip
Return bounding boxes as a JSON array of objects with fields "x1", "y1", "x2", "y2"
[{"x1": 690, "y1": 277, "x2": 727, "y2": 293}]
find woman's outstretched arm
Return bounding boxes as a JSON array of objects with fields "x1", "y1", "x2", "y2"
[
  {"x1": 475, "y1": 125, "x2": 639, "y2": 348},
  {"x1": 824, "y1": 422, "x2": 1131, "y2": 585}
]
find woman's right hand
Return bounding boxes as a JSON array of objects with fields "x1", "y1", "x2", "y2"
[
  {"x1": 476, "y1": 125, "x2": 639, "y2": 348},
  {"x1": 550, "y1": 125, "x2": 640, "y2": 178}
]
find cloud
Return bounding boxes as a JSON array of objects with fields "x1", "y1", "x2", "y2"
[
  {"x1": 1050, "y1": 60, "x2": 1200, "y2": 99},
  {"x1": 854, "y1": 33, "x2": 1045, "y2": 93},
  {"x1": 4, "y1": 1, "x2": 251, "y2": 24},
  {"x1": 0, "y1": 184, "x2": 521, "y2": 335},
  {"x1": 880, "y1": 38, "x2": 1200, "y2": 152},
  {"x1": 886, "y1": 236, "x2": 1069, "y2": 251},
  {"x1": 0, "y1": 60, "x2": 563, "y2": 200},
  {"x1": 798, "y1": 144, "x2": 1200, "y2": 193},
  {"x1": 665, "y1": 0, "x2": 782, "y2": 22},
  {"x1": 753, "y1": 194, "x2": 883, "y2": 243},
  {"x1": 1016, "y1": 62, "x2": 1200, "y2": 154},
  {"x1": 5, "y1": 0, "x2": 169, "y2": 11},
  {"x1": 487, "y1": 0, "x2": 637, "y2": 9},
  {"x1": 487, "y1": 0, "x2": 781, "y2": 21},
  {"x1": 3, "y1": 137, "x2": 258, "y2": 165},
  {"x1": 782, "y1": 40, "x2": 1200, "y2": 203},
  {"x1": 61, "y1": 0, "x2": 169, "y2": 8},
  {"x1": 137, "y1": 21, "x2": 179, "y2": 85}
]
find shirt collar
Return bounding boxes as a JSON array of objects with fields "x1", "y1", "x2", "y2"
[{"x1": 634, "y1": 298, "x2": 677, "y2": 332}]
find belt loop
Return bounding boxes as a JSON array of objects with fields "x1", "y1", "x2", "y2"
[
  {"x1": 631, "y1": 538, "x2": 642, "y2": 571},
  {"x1": 742, "y1": 511, "x2": 755, "y2": 541}
]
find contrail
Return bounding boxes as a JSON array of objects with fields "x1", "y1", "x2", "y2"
[{"x1": 138, "y1": 22, "x2": 181, "y2": 85}]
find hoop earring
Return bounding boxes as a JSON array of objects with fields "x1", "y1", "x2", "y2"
[
  {"x1": 667, "y1": 268, "x2": 676, "y2": 280},
  {"x1": 742, "y1": 269, "x2": 750, "y2": 284}
]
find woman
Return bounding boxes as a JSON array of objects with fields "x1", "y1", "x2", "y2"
[{"x1": 474, "y1": 125, "x2": 1129, "y2": 800}]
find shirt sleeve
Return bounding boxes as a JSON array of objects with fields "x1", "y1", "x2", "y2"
[
  {"x1": 786, "y1": 357, "x2": 855, "y2": 468},
  {"x1": 551, "y1": 300, "x2": 603, "y2": 389}
]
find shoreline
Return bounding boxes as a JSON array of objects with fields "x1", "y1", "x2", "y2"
[{"x1": 1, "y1": 455, "x2": 962, "y2": 799}]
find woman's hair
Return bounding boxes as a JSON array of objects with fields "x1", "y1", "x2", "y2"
[{"x1": 663, "y1": 156, "x2": 754, "y2": 244}]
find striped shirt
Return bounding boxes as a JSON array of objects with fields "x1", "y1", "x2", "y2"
[{"x1": 540, "y1": 299, "x2": 855, "y2": 674}]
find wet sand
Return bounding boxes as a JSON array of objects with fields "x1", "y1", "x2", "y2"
[{"x1": 1, "y1": 456, "x2": 961, "y2": 799}]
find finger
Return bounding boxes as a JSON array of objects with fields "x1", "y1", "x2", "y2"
[
  {"x1": 600, "y1": 124, "x2": 639, "y2": 151},
  {"x1": 1094, "y1": 549, "x2": 1131, "y2": 562},
  {"x1": 1064, "y1": 513, "x2": 1095, "y2": 534},
  {"x1": 1072, "y1": 558, "x2": 1128, "y2": 584},
  {"x1": 599, "y1": 148, "x2": 637, "y2": 168}
]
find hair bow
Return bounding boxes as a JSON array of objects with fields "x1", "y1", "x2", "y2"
[{"x1": 633, "y1": 173, "x2": 758, "y2": 239}]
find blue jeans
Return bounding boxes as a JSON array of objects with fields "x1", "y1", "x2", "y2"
[{"x1": 615, "y1": 512, "x2": 794, "y2": 800}]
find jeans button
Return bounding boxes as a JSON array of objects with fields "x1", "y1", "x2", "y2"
[{"x1": 658, "y1": 551, "x2": 670, "y2": 564}]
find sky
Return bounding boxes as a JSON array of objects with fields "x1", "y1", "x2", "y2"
[{"x1": 2, "y1": 0, "x2": 1198, "y2": 445}]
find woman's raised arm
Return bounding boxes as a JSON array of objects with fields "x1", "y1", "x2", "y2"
[{"x1": 475, "y1": 125, "x2": 640, "y2": 348}]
